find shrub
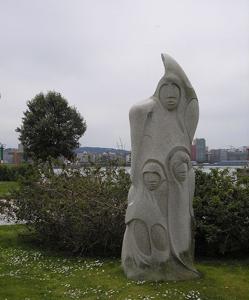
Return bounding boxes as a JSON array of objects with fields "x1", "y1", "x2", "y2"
[
  {"x1": 12, "y1": 163, "x2": 130, "y2": 257},
  {"x1": 0, "y1": 164, "x2": 31, "y2": 181},
  {"x1": 194, "y1": 168, "x2": 249, "y2": 257},
  {"x1": 8, "y1": 165, "x2": 249, "y2": 258}
]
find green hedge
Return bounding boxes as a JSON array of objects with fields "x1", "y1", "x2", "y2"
[
  {"x1": 0, "y1": 164, "x2": 31, "y2": 181},
  {"x1": 194, "y1": 168, "x2": 249, "y2": 257},
  {"x1": 11, "y1": 164, "x2": 130, "y2": 257},
  {"x1": 7, "y1": 164, "x2": 249, "y2": 258}
]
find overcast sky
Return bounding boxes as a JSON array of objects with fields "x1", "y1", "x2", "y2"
[{"x1": 0, "y1": 0, "x2": 248, "y2": 150}]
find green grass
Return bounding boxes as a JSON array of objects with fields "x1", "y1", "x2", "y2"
[
  {"x1": 0, "y1": 181, "x2": 19, "y2": 198},
  {"x1": 0, "y1": 226, "x2": 249, "y2": 300}
]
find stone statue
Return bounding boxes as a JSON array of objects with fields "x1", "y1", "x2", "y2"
[{"x1": 121, "y1": 53, "x2": 200, "y2": 281}]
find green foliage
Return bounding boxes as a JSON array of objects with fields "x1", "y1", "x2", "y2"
[
  {"x1": 11, "y1": 163, "x2": 130, "y2": 257},
  {"x1": 16, "y1": 91, "x2": 86, "y2": 161},
  {"x1": 194, "y1": 168, "x2": 249, "y2": 257},
  {"x1": 6, "y1": 166, "x2": 249, "y2": 258},
  {"x1": 0, "y1": 164, "x2": 31, "y2": 181},
  {"x1": 0, "y1": 181, "x2": 19, "y2": 198}
]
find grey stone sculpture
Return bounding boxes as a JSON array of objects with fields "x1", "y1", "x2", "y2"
[{"x1": 121, "y1": 53, "x2": 200, "y2": 281}]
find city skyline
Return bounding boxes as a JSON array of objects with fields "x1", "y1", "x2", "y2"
[
  {"x1": 0, "y1": 1, "x2": 249, "y2": 150},
  {"x1": 2, "y1": 139, "x2": 248, "y2": 153},
  {"x1": 2, "y1": 141, "x2": 248, "y2": 166},
  {"x1": 1, "y1": 136, "x2": 249, "y2": 152}
]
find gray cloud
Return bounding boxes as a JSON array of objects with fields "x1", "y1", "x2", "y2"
[{"x1": 0, "y1": 0, "x2": 248, "y2": 150}]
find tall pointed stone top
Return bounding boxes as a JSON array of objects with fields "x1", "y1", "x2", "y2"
[{"x1": 160, "y1": 53, "x2": 197, "y2": 100}]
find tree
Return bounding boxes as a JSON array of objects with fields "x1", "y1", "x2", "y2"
[{"x1": 16, "y1": 91, "x2": 86, "y2": 161}]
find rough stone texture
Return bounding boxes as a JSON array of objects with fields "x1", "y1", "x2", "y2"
[{"x1": 121, "y1": 53, "x2": 200, "y2": 281}]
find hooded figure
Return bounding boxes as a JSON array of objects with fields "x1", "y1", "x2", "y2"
[
  {"x1": 165, "y1": 147, "x2": 199, "y2": 278},
  {"x1": 122, "y1": 53, "x2": 199, "y2": 281},
  {"x1": 122, "y1": 160, "x2": 170, "y2": 281},
  {"x1": 129, "y1": 54, "x2": 199, "y2": 185}
]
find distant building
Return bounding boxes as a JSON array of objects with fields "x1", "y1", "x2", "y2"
[
  {"x1": 220, "y1": 149, "x2": 228, "y2": 161},
  {"x1": 3, "y1": 148, "x2": 15, "y2": 164},
  {"x1": 194, "y1": 138, "x2": 206, "y2": 163},
  {"x1": 227, "y1": 150, "x2": 247, "y2": 161},
  {"x1": 208, "y1": 147, "x2": 249, "y2": 164},
  {"x1": 76, "y1": 151, "x2": 96, "y2": 164},
  {"x1": 209, "y1": 148, "x2": 227, "y2": 163},
  {"x1": 205, "y1": 146, "x2": 209, "y2": 162},
  {"x1": 209, "y1": 149, "x2": 220, "y2": 163},
  {"x1": 239, "y1": 146, "x2": 249, "y2": 153},
  {"x1": 2, "y1": 148, "x2": 23, "y2": 164}
]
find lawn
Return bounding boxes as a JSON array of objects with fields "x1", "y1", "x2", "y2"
[
  {"x1": 0, "y1": 225, "x2": 248, "y2": 300},
  {"x1": 0, "y1": 181, "x2": 19, "y2": 198}
]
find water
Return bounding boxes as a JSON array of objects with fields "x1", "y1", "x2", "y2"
[
  {"x1": 125, "y1": 165, "x2": 244, "y2": 174},
  {"x1": 193, "y1": 165, "x2": 244, "y2": 173}
]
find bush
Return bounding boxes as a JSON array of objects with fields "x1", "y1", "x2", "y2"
[
  {"x1": 0, "y1": 164, "x2": 31, "y2": 181},
  {"x1": 12, "y1": 163, "x2": 130, "y2": 257},
  {"x1": 194, "y1": 168, "x2": 249, "y2": 257},
  {"x1": 8, "y1": 165, "x2": 249, "y2": 258}
]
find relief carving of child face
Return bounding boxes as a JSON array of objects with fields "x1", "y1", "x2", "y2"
[
  {"x1": 173, "y1": 162, "x2": 188, "y2": 182},
  {"x1": 159, "y1": 83, "x2": 180, "y2": 111},
  {"x1": 143, "y1": 172, "x2": 161, "y2": 191}
]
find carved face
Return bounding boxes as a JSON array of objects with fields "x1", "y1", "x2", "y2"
[
  {"x1": 143, "y1": 171, "x2": 161, "y2": 191},
  {"x1": 173, "y1": 162, "x2": 188, "y2": 182},
  {"x1": 170, "y1": 150, "x2": 191, "y2": 183},
  {"x1": 159, "y1": 83, "x2": 180, "y2": 111}
]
